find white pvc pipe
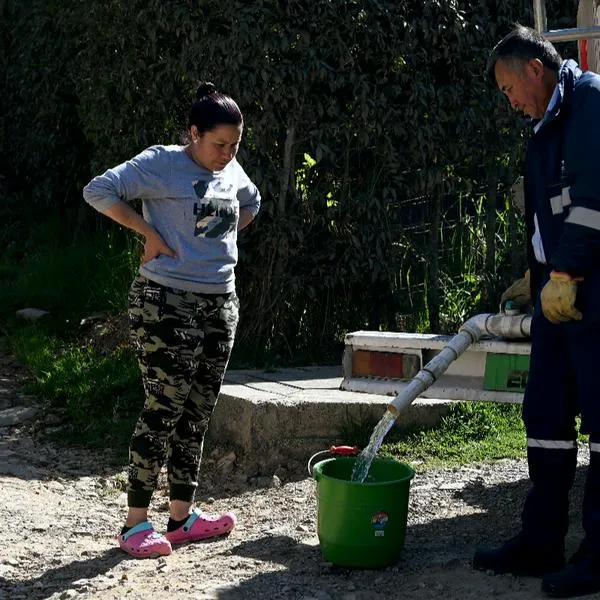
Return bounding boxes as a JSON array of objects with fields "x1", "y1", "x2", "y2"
[{"x1": 387, "y1": 313, "x2": 532, "y2": 416}]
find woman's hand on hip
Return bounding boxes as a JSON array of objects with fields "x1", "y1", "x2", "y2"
[{"x1": 142, "y1": 231, "x2": 176, "y2": 265}]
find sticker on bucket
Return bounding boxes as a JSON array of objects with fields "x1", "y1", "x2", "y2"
[{"x1": 371, "y1": 511, "x2": 389, "y2": 536}]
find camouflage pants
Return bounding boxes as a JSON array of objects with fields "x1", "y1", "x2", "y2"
[{"x1": 127, "y1": 275, "x2": 239, "y2": 508}]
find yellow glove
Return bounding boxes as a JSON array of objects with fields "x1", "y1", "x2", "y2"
[
  {"x1": 501, "y1": 269, "x2": 531, "y2": 308},
  {"x1": 540, "y1": 271, "x2": 583, "y2": 324}
]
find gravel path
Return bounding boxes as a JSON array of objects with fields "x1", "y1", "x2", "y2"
[{"x1": 0, "y1": 342, "x2": 597, "y2": 600}]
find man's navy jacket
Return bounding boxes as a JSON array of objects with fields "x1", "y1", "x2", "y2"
[{"x1": 525, "y1": 59, "x2": 600, "y2": 327}]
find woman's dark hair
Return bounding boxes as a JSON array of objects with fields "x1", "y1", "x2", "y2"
[
  {"x1": 486, "y1": 25, "x2": 562, "y2": 84},
  {"x1": 188, "y1": 81, "x2": 243, "y2": 134}
]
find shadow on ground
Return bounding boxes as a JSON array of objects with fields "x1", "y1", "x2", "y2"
[
  {"x1": 212, "y1": 466, "x2": 588, "y2": 600},
  {"x1": 0, "y1": 550, "x2": 126, "y2": 600}
]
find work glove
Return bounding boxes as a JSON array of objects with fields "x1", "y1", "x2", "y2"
[
  {"x1": 540, "y1": 271, "x2": 583, "y2": 324},
  {"x1": 500, "y1": 269, "x2": 531, "y2": 308}
]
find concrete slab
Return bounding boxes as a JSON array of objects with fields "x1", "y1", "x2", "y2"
[{"x1": 207, "y1": 366, "x2": 453, "y2": 476}]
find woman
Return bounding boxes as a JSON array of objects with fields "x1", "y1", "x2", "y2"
[{"x1": 83, "y1": 82, "x2": 261, "y2": 558}]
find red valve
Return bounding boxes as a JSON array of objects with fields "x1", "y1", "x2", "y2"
[{"x1": 329, "y1": 445, "x2": 360, "y2": 456}]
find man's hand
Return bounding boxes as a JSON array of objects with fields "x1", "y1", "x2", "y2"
[
  {"x1": 501, "y1": 269, "x2": 531, "y2": 308},
  {"x1": 540, "y1": 271, "x2": 583, "y2": 324}
]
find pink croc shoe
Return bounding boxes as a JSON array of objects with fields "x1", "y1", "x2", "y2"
[
  {"x1": 118, "y1": 521, "x2": 172, "y2": 558},
  {"x1": 165, "y1": 508, "x2": 237, "y2": 545}
]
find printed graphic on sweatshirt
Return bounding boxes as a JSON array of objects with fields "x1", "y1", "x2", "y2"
[
  {"x1": 193, "y1": 179, "x2": 237, "y2": 238},
  {"x1": 193, "y1": 180, "x2": 209, "y2": 199}
]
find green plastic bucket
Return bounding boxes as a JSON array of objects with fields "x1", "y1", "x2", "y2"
[{"x1": 312, "y1": 456, "x2": 414, "y2": 569}]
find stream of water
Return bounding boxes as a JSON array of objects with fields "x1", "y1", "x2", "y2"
[{"x1": 350, "y1": 409, "x2": 397, "y2": 483}]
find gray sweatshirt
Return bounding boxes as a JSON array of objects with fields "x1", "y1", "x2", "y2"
[{"x1": 83, "y1": 145, "x2": 261, "y2": 294}]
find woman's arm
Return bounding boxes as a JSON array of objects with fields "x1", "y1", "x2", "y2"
[
  {"x1": 103, "y1": 202, "x2": 176, "y2": 264},
  {"x1": 83, "y1": 148, "x2": 176, "y2": 264}
]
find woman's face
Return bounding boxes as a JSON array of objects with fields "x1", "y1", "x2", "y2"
[{"x1": 189, "y1": 123, "x2": 243, "y2": 172}]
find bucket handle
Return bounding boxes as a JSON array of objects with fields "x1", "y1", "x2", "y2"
[{"x1": 307, "y1": 445, "x2": 360, "y2": 477}]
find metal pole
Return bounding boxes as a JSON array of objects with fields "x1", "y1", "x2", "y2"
[
  {"x1": 533, "y1": 0, "x2": 547, "y2": 34},
  {"x1": 532, "y1": 0, "x2": 600, "y2": 43},
  {"x1": 544, "y1": 26, "x2": 600, "y2": 43}
]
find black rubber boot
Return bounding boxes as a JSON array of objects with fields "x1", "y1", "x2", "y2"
[
  {"x1": 473, "y1": 533, "x2": 565, "y2": 577},
  {"x1": 541, "y1": 549, "x2": 600, "y2": 598}
]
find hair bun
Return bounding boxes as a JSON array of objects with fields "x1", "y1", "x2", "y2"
[{"x1": 195, "y1": 81, "x2": 217, "y2": 100}]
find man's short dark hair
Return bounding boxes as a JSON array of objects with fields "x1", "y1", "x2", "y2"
[{"x1": 486, "y1": 24, "x2": 563, "y2": 84}]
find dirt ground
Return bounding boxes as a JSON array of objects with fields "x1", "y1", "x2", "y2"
[{"x1": 0, "y1": 342, "x2": 598, "y2": 600}]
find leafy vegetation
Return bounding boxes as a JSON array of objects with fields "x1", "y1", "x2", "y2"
[
  {"x1": 1, "y1": 1, "x2": 579, "y2": 362},
  {"x1": 0, "y1": 1, "x2": 581, "y2": 452}
]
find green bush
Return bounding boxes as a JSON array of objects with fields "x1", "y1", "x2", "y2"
[
  {"x1": 0, "y1": 225, "x2": 139, "y2": 322},
  {"x1": 0, "y1": 0, "x2": 580, "y2": 363}
]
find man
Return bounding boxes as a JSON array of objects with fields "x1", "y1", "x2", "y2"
[{"x1": 474, "y1": 25, "x2": 600, "y2": 598}]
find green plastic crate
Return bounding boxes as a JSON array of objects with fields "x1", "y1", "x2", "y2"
[{"x1": 483, "y1": 353, "x2": 530, "y2": 392}]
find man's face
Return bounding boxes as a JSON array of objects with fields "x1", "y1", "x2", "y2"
[{"x1": 494, "y1": 58, "x2": 548, "y2": 119}]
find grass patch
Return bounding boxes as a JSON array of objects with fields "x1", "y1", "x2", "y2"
[
  {"x1": 9, "y1": 318, "x2": 142, "y2": 457},
  {"x1": 0, "y1": 224, "x2": 139, "y2": 324},
  {"x1": 374, "y1": 402, "x2": 528, "y2": 469},
  {"x1": 0, "y1": 218, "x2": 143, "y2": 455},
  {"x1": 378, "y1": 402, "x2": 589, "y2": 469}
]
